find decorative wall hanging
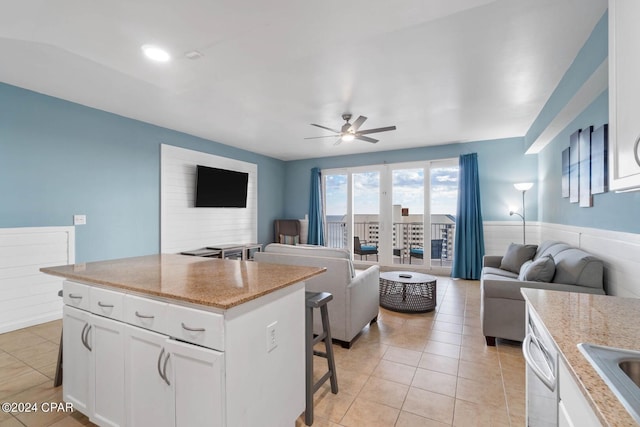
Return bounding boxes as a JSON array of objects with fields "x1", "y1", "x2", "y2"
[
  {"x1": 569, "y1": 130, "x2": 580, "y2": 204},
  {"x1": 579, "y1": 126, "x2": 593, "y2": 207},
  {"x1": 562, "y1": 147, "x2": 570, "y2": 198},
  {"x1": 591, "y1": 124, "x2": 609, "y2": 194},
  {"x1": 563, "y1": 124, "x2": 609, "y2": 208}
]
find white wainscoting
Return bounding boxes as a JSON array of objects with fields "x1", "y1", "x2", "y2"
[
  {"x1": 161, "y1": 144, "x2": 258, "y2": 254},
  {"x1": 540, "y1": 223, "x2": 640, "y2": 298},
  {"x1": 0, "y1": 226, "x2": 75, "y2": 333},
  {"x1": 483, "y1": 221, "x2": 542, "y2": 256}
]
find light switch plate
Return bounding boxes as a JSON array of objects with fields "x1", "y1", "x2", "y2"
[{"x1": 73, "y1": 215, "x2": 87, "y2": 225}]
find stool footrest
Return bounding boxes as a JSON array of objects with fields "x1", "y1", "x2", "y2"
[
  {"x1": 312, "y1": 333, "x2": 327, "y2": 346},
  {"x1": 313, "y1": 350, "x2": 327, "y2": 358},
  {"x1": 313, "y1": 371, "x2": 334, "y2": 393}
]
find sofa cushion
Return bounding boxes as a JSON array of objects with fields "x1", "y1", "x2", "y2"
[
  {"x1": 263, "y1": 243, "x2": 355, "y2": 277},
  {"x1": 552, "y1": 248, "x2": 603, "y2": 288},
  {"x1": 500, "y1": 243, "x2": 538, "y2": 274},
  {"x1": 483, "y1": 267, "x2": 519, "y2": 279},
  {"x1": 518, "y1": 254, "x2": 555, "y2": 282}
]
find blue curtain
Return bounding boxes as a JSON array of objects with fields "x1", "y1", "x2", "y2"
[
  {"x1": 452, "y1": 153, "x2": 485, "y2": 279},
  {"x1": 308, "y1": 167, "x2": 325, "y2": 245}
]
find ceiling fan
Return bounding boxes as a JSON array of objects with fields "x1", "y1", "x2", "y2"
[{"x1": 305, "y1": 113, "x2": 396, "y2": 144}]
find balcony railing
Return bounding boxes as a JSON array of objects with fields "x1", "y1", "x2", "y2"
[{"x1": 326, "y1": 220, "x2": 455, "y2": 266}]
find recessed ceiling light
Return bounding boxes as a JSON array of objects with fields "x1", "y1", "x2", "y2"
[{"x1": 141, "y1": 45, "x2": 171, "y2": 62}]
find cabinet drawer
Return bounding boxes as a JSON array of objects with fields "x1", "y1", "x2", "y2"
[
  {"x1": 166, "y1": 305, "x2": 224, "y2": 351},
  {"x1": 90, "y1": 287, "x2": 124, "y2": 321},
  {"x1": 124, "y1": 295, "x2": 167, "y2": 334},
  {"x1": 63, "y1": 281, "x2": 90, "y2": 311}
]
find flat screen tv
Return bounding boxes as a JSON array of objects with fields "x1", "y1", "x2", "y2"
[{"x1": 195, "y1": 165, "x2": 248, "y2": 208}]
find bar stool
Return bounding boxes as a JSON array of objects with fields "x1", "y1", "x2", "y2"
[
  {"x1": 305, "y1": 291, "x2": 338, "y2": 426},
  {"x1": 54, "y1": 289, "x2": 63, "y2": 387}
]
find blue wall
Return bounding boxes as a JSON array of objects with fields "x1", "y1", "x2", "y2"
[
  {"x1": 538, "y1": 91, "x2": 640, "y2": 233},
  {"x1": 0, "y1": 83, "x2": 286, "y2": 262},
  {"x1": 284, "y1": 137, "x2": 538, "y2": 223},
  {"x1": 533, "y1": 8, "x2": 640, "y2": 235}
]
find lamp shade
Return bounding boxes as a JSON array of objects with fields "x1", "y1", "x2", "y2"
[{"x1": 514, "y1": 182, "x2": 533, "y2": 191}]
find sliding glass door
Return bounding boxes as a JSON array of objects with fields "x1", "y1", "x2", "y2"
[
  {"x1": 323, "y1": 160, "x2": 458, "y2": 270},
  {"x1": 391, "y1": 167, "x2": 425, "y2": 266}
]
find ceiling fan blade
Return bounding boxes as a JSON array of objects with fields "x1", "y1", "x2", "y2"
[
  {"x1": 349, "y1": 116, "x2": 368, "y2": 132},
  {"x1": 310, "y1": 123, "x2": 341, "y2": 133},
  {"x1": 333, "y1": 137, "x2": 343, "y2": 146},
  {"x1": 304, "y1": 135, "x2": 340, "y2": 139},
  {"x1": 355, "y1": 135, "x2": 378, "y2": 143},
  {"x1": 356, "y1": 125, "x2": 397, "y2": 135}
]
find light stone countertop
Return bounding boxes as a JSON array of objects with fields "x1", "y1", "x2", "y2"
[
  {"x1": 41, "y1": 254, "x2": 325, "y2": 310},
  {"x1": 522, "y1": 288, "x2": 640, "y2": 427}
]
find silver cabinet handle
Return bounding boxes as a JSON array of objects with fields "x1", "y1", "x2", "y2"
[
  {"x1": 81, "y1": 323, "x2": 88, "y2": 349},
  {"x1": 98, "y1": 301, "x2": 114, "y2": 308},
  {"x1": 81, "y1": 323, "x2": 92, "y2": 351},
  {"x1": 162, "y1": 353, "x2": 171, "y2": 386},
  {"x1": 135, "y1": 311, "x2": 155, "y2": 319},
  {"x1": 157, "y1": 348, "x2": 167, "y2": 383},
  {"x1": 85, "y1": 325, "x2": 92, "y2": 351},
  {"x1": 181, "y1": 322, "x2": 205, "y2": 332},
  {"x1": 522, "y1": 333, "x2": 555, "y2": 391},
  {"x1": 69, "y1": 293, "x2": 83, "y2": 299}
]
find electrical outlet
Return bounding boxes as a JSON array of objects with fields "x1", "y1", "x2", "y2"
[{"x1": 266, "y1": 321, "x2": 278, "y2": 353}]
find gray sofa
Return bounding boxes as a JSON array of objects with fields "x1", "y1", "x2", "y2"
[
  {"x1": 481, "y1": 241, "x2": 605, "y2": 345},
  {"x1": 254, "y1": 243, "x2": 380, "y2": 348}
]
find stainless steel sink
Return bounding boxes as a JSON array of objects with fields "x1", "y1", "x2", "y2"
[
  {"x1": 620, "y1": 360, "x2": 640, "y2": 387},
  {"x1": 578, "y1": 343, "x2": 640, "y2": 424}
]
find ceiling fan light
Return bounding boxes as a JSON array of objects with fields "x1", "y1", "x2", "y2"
[
  {"x1": 342, "y1": 134, "x2": 355, "y2": 142},
  {"x1": 141, "y1": 45, "x2": 171, "y2": 62}
]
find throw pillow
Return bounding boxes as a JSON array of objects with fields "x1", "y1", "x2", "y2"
[
  {"x1": 517, "y1": 260, "x2": 533, "y2": 281},
  {"x1": 279, "y1": 234, "x2": 299, "y2": 245},
  {"x1": 519, "y1": 254, "x2": 555, "y2": 282},
  {"x1": 500, "y1": 243, "x2": 538, "y2": 274}
]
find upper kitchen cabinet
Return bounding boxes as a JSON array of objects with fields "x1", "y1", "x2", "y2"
[{"x1": 609, "y1": 0, "x2": 640, "y2": 191}]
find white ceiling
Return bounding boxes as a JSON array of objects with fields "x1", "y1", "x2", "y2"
[{"x1": 0, "y1": 0, "x2": 607, "y2": 161}]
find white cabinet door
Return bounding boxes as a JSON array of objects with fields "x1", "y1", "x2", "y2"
[
  {"x1": 91, "y1": 315, "x2": 125, "y2": 427},
  {"x1": 164, "y1": 339, "x2": 224, "y2": 427},
  {"x1": 63, "y1": 305, "x2": 91, "y2": 415},
  {"x1": 609, "y1": 0, "x2": 640, "y2": 190},
  {"x1": 125, "y1": 325, "x2": 173, "y2": 427}
]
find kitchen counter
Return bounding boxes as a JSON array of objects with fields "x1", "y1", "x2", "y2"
[
  {"x1": 522, "y1": 288, "x2": 640, "y2": 427},
  {"x1": 41, "y1": 253, "x2": 325, "y2": 309}
]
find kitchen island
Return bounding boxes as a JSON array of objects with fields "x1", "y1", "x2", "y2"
[
  {"x1": 42, "y1": 254, "x2": 325, "y2": 427},
  {"x1": 522, "y1": 288, "x2": 640, "y2": 427}
]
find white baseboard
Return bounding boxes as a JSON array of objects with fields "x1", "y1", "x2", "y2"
[{"x1": 0, "y1": 311, "x2": 62, "y2": 335}]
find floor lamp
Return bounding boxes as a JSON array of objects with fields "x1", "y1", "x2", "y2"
[{"x1": 509, "y1": 182, "x2": 533, "y2": 244}]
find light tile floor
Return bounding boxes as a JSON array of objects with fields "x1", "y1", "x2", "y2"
[
  {"x1": 0, "y1": 276, "x2": 525, "y2": 427},
  {"x1": 296, "y1": 276, "x2": 526, "y2": 427}
]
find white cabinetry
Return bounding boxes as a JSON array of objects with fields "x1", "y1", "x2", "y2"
[
  {"x1": 557, "y1": 360, "x2": 601, "y2": 427},
  {"x1": 165, "y1": 338, "x2": 224, "y2": 427},
  {"x1": 125, "y1": 325, "x2": 173, "y2": 427},
  {"x1": 62, "y1": 279, "x2": 303, "y2": 427},
  {"x1": 62, "y1": 305, "x2": 91, "y2": 414},
  {"x1": 609, "y1": 0, "x2": 640, "y2": 191},
  {"x1": 124, "y1": 324, "x2": 224, "y2": 427},
  {"x1": 62, "y1": 305, "x2": 126, "y2": 427}
]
